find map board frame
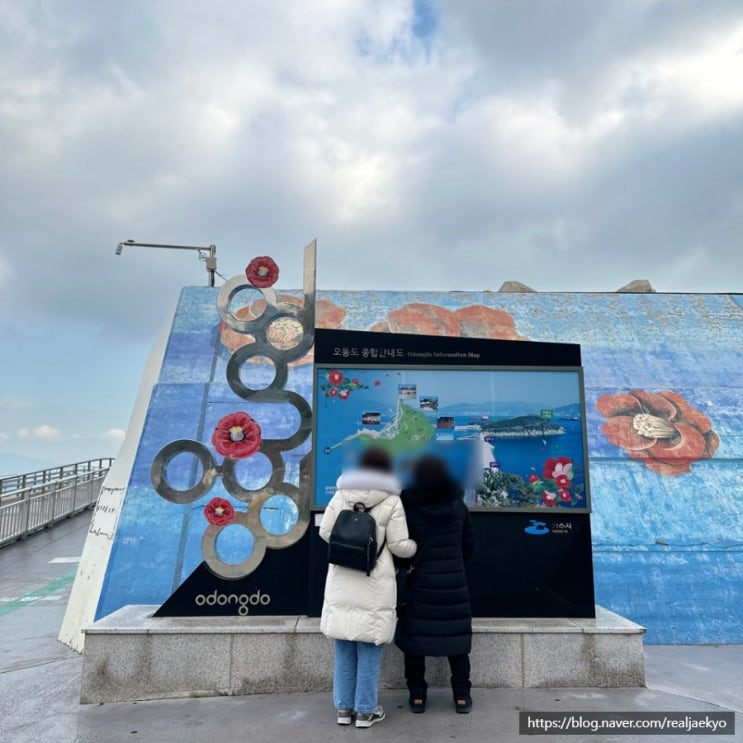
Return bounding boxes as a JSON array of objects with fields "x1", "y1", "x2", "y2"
[{"x1": 312, "y1": 329, "x2": 591, "y2": 514}]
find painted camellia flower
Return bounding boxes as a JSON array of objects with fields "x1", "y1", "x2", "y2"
[
  {"x1": 245, "y1": 256, "x2": 279, "y2": 288},
  {"x1": 542, "y1": 490, "x2": 558, "y2": 507},
  {"x1": 554, "y1": 473, "x2": 571, "y2": 489},
  {"x1": 543, "y1": 456, "x2": 574, "y2": 482},
  {"x1": 212, "y1": 411, "x2": 262, "y2": 459},
  {"x1": 373, "y1": 303, "x2": 529, "y2": 340},
  {"x1": 328, "y1": 369, "x2": 344, "y2": 386},
  {"x1": 218, "y1": 295, "x2": 347, "y2": 366},
  {"x1": 204, "y1": 497, "x2": 235, "y2": 526},
  {"x1": 595, "y1": 389, "x2": 719, "y2": 476}
]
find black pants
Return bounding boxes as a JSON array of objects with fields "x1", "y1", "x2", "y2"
[{"x1": 404, "y1": 653, "x2": 471, "y2": 692}]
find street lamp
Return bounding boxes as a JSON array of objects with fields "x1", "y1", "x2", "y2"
[{"x1": 115, "y1": 240, "x2": 218, "y2": 287}]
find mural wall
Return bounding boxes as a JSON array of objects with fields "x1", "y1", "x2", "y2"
[{"x1": 97, "y1": 287, "x2": 743, "y2": 643}]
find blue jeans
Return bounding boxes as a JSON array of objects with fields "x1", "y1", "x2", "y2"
[{"x1": 333, "y1": 639, "x2": 384, "y2": 714}]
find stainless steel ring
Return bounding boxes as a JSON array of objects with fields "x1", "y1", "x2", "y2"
[{"x1": 150, "y1": 440, "x2": 217, "y2": 504}]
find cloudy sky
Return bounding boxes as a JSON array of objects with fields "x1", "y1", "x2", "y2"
[{"x1": 1, "y1": 0, "x2": 743, "y2": 475}]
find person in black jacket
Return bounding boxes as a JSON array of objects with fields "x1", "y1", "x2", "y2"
[{"x1": 394, "y1": 454, "x2": 477, "y2": 714}]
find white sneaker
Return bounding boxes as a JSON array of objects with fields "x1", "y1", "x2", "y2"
[
  {"x1": 355, "y1": 707, "x2": 385, "y2": 728},
  {"x1": 337, "y1": 708, "x2": 354, "y2": 725}
]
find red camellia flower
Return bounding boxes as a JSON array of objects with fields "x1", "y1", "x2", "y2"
[
  {"x1": 339, "y1": 389, "x2": 350, "y2": 400},
  {"x1": 245, "y1": 256, "x2": 279, "y2": 288},
  {"x1": 379, "y1": 303, "x2": 530, "y2": 340},
  {"x1": 212, "y1": 411, "x2": 262, "y2": 459},
  {"x1": 596, "y1": 389, "x2": 720, "y2": 477},
  {"x1": 328, "y1": 370, "x2": 344, "y2": 386},
  {"x1": 542, "y1": 490, "x2": 558, "y2": 507},
  {"x1": 204, "y1": 497, "x2": 235, "y2": 526},
  {"x1": 555, "y1": 473, "x2": 571, "y2": 489},
  {"x1": 559, "y1": 489, "x2": 572, "y2": 502},
  {"x1": 329, "y1": 388, "x2": 338, "y2": 397},
  {"x1": 542, "y1": 456, "x2": 573, "y2": 481},
  {"x1": 528, "y1": 474, "x2": 539, "y2": 484}
]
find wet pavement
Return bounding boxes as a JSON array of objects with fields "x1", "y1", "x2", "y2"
[{"x1": 1, "y1": 511, "x2": 740, "y2": 742}]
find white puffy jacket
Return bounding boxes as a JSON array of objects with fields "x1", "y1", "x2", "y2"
[{"x1": 319, "y1": 469, "x2": 417, "y2": 645}]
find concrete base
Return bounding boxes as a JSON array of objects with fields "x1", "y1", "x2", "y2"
[{"x1": 81, "y1": 605, "x2": 645, "y2": 704}]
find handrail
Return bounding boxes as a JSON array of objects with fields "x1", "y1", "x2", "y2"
[
  {"x1": 0, "y1": 458, "x2": 114, "y2": 497},
  {"x1": 0, "y1": 458, "x2": 114, "y2": 547}
]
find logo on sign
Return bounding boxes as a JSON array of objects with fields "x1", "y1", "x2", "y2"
[
  {"x1": 524, "y1": 519, "x2": 550, "y2": 535},
  {"x1": 194, "y1": 589, "x2": 271, "y2": 616}
]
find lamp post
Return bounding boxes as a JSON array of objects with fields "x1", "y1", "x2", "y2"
[{"x1": 115, "y1": 240, "x2": 218, "y2": 286}]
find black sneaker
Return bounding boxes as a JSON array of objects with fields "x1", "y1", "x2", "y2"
[
  {"x1": 336, "y1": 708, "x2": 354, "y2": 725},
  {"x1": 355, "y1": 707, "x2": 385, "y2": 728}
]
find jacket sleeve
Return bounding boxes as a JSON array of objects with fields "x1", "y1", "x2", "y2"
[
  {"x1": 385, "y1": 496, "x2": 417, "y2": 559},
  {"x1": 461, "y1": 502, "x2": 476, "y2": 561},
  {"x1": 318, "y1": 492, "x2": 342, "y2": 543}
]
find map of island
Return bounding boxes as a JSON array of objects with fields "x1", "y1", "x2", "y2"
[
  {"x1": 481, "y1": 414, "x2": 565, "y2": 438},
  {"x1": 327, "y1": 401, "x2": 435, "y2": 455},
  {"x1": 314, "y1": 365, "x2": 588, "y2": 510}
]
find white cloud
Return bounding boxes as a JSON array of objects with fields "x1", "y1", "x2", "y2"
[
  {"x1": 18, "y1": 424, "x2": 61, "y2": 440},
  {"x1": 100, "y1": 428, "x2": 125, "y2": 441}
]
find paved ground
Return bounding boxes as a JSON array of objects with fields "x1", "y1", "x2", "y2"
[{"x1": 1, "y1": 511, "x2": 740, "y2": 743}]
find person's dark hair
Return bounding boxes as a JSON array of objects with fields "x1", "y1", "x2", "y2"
[
  {"x1": 412, "y1": 454, "x2": 457, "y2": 499},
  {"x1": 359, "y1": 446, "x2": 393, "y2": 473}
]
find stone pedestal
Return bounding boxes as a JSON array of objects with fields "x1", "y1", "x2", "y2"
[{"x1": 81, "y1": 605, "x2": 645, "y2": 704}]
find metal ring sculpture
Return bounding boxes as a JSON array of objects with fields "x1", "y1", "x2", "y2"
[{"x1": 150, "y1": 246, "x2": 316, "y2": 579}]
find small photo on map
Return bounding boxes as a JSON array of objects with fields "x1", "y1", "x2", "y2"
[
  {"x1": 420, "y1": 396, "x2": 439, "y2": 411},
  {"x1": 436, "y1": 416, "x2": 455, "y2": 429},
  {"x1": 398, "y1": 384, "x2": 417, "y2": 400},
  {"x1": 362, "y1": 412, "x2": 381, "y2": 425}
]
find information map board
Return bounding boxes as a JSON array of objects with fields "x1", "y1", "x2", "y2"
[{"x1": 313, "y1": 329, "x2": 591, "y2": 513}]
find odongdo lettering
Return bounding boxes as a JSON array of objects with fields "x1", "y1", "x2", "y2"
[{"x1": 194, "y1": 590, "x2": 271, "y2": 615}]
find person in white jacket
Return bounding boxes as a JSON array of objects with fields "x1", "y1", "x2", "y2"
[{"x1": 319, "y1": 447, "x2": 417, "y2": 728}]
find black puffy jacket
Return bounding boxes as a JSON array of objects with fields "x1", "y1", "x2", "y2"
[{"x1": 394, "y1": 485, "x2": 476, "y2": 657}]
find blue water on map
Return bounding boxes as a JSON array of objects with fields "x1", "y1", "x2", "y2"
[{"x1": 314, "y1": 413, "x2": 586, "y2": 506}]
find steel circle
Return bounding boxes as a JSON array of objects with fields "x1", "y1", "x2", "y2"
[
  {"x1": 150, "y1": 440, "x2": 217, "y2": 504},
  {"x1": 246, "y1": 482, "x2": 309, "y2": 547},
  {"x1": 217, "y1": 278, "x2": 305, "y2": 334},
  {"x1": 226, "y1": 343, "x2": 288, "y2": 399},
  {"x1": 216, "y1": 276, "x2": 280, "y2": 334},
  {"x1": 221, "y1": 448, "x2": 286, "y2": 503},
  {"x1": 201, "y1": 510, "x2": 268, "y2": 579},
  {"x1": 263, "y1": 312, "x2": 315, "y2": 363},
  {"x1": 261, "y1": 391, "x2": 313, "y2": 451}
]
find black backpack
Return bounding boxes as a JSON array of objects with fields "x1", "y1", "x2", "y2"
[{"x1": 328, "y1": 503, "x2": 385, "y2": 576}]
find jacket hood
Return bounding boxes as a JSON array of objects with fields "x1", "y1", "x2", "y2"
[{"x1": 335, "y1": 468, "x2": 402, "y2": 510}]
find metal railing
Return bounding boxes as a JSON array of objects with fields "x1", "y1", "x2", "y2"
[{"x1": 0, "y1": 458, "x2": 114, "y2": 547}]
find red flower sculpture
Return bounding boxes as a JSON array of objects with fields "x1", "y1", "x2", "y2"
[
  {"x1": 212, "y1": 411, "x2": 262, "y2": 459},
  {"x1": 596, "y1": 389, "x2": 719, "y2": 477},
  {"x1": 245, "y1": 256, "x2": 279, "y2": 288},
  {"x1": 204, "y1": 497, "x2": 235, "y2": 526}
]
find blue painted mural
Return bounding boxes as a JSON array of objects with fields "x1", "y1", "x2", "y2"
[{"x1": 98, "y1": 287, "x2": 743, "y2": 644}]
